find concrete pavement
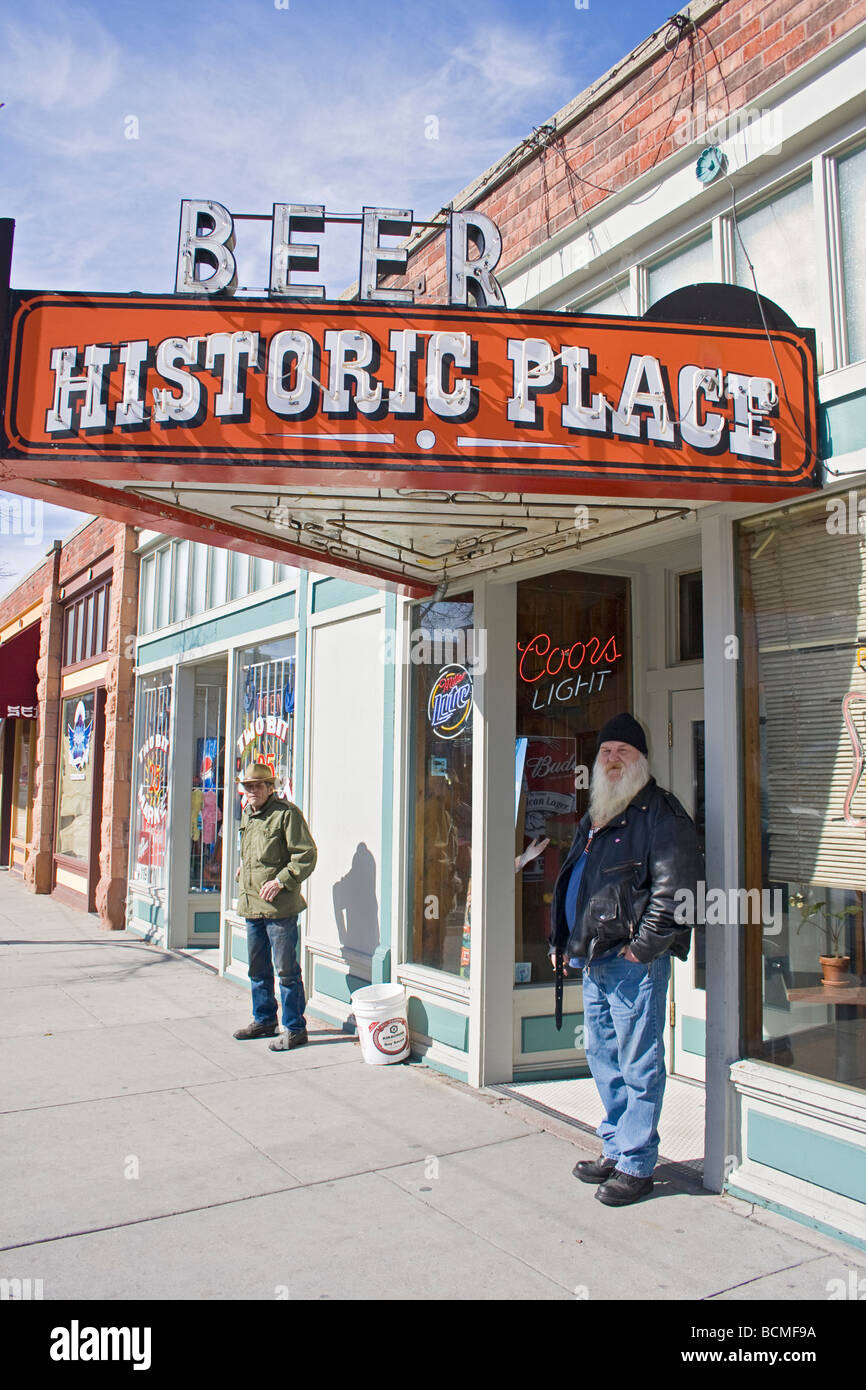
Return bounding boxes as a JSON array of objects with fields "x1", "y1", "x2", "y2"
[{"x1": 1, "y1": 871, "x2": 864, "y2": 1303}]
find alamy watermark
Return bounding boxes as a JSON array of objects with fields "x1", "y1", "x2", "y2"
[
  {"x1": 673, "y1": 105, "x2": 783, "y2": 155},
  {"x1": 0, "y1": 1277, "x2": 44, "y2": 1300},
  {"x1": 380, "y1": 626, "x2": 487, "y2": 672},
  {"x1": 674, "y1": 882, "x2": 783, "y2": 934},
  {"x1": 0, "y1": 495, "x2": 43, "y2": 545},
  {"x1": 826, "y1": 490, "x2": 866, "y2": 536},
  {"x1": 826, "y1": 1269, "x2": 866, "y2": 1300}
]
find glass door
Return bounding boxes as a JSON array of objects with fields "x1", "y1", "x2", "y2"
[
  {"x1": 670, "y1": 688, "x2": 706, "y2": 1080},
  {"x1": 10, "y1": 719, "x2": 36, "y2": 873},
  {"x1": 187, "y1": 662, "x2": 228, "y2": 946},
  {"x1": 512, "y1": 570, "x2": 632, "y2": 1072}
]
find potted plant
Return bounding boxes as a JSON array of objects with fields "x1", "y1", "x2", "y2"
[{"x1": 794, "y1": 892, "x2": 858, "y2": 985}]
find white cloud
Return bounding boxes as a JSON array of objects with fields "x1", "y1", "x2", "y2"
[
  {"x1": 1, "y1": 4, "x2": 589, "y2": 296},
  {"x1": 0, "y1": 494, "x2": 92, "y2": 601},
  {"x1": 0, "y1": 9, "x2": 120, "y2": 111}
]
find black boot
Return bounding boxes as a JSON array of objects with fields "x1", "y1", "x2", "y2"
[
  {"x1": 572, "y1": 1155, "x2": 618, "y2": 1184},
  {"x1": 594, "y1": 1170, "x2": 654, "y2": 1205}
]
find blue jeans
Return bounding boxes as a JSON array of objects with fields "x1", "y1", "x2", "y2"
[
  {"x1": 245, "y1": 915, "x2": 306, "y2": 1033},
  {"x1": 582, "y1": 952, "x2": 671, "y2": 1178}
]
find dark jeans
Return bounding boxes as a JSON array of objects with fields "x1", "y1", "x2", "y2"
[{"x1": 245, "y1": 915, "x2": 306, "y2": 1033}]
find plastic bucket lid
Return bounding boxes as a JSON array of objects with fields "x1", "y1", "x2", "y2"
[{"x1": 351, "y1": 984, "x2": 405, "y2": 1013}]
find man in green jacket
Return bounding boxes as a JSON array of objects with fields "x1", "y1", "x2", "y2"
[{"x1": 233, "y1": 762, "x2": 318, "y2": 1050}]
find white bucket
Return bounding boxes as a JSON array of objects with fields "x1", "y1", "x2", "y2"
[{"x1": 351, "y1": 984, "x2": 410, "y2": 1065}]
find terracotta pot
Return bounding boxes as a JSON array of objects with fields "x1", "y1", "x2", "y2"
[{"x1": 820, "y1": 955, "x2": 851, "y2": 985}]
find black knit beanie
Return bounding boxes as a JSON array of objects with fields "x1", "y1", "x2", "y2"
[{"x1": 596, "y1": 713, "x2": 648, "y2": 755}]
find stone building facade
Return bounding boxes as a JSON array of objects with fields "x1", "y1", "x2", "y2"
[{"x1": 0, "y1": 518, "x2": 138, "y2": 928}]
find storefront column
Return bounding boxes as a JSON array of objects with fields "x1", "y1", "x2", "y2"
[
  {"x1": 27, "y1": 542, "x2": 62, "y2": 894},
  {"x1": 701, "y1": 512, "x2": 742, "y2": 1191},
  {"x1": 372, "y1": 590, "x2": 397, "y2": 985},
  {"x1": 96, "y1": 529, "x2": 137, "y2": 928},
  {"x1": 167, "y1": 663, "x2": 195, "y2": 949},
  {"x1": 470, "y1": 578, "x2": 516, "y2": 1087},
  {"x1": 293, "y1": 570, "x2": 309, "y2": 802}
]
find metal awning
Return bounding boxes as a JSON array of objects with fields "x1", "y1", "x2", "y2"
[
  {"x1": 0, "y1": 619, "x2": 40, "y2": 718},
  {"x1": 2, "y1": 473, "x2": 710, "y2": 595}
]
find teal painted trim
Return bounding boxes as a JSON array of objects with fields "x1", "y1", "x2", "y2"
[
  {"x1": 510, "y1": 1066, "x2": 593, "y2": 1083},
  {"x1": 132, "y1": 898, "x2": 164, "y2": 929},
  {"x1": 820, "y1": 388, "x2": 866, "y2": 459},
  {"x1": 726, "y1": 1183, "x2": 866, "y2": 1255},
  {"x1": 748, "y1": 1111, "x2": 866, "y2": 1205},
  {"x1": 193, "y1": 911, "x2": 220, "y2": 934},
  {"x1": 306, "y1": 1002, "x2": 357, "y2": 1032},
  {"x1": 293, "y1": 571, "x2": 308, "y2": 807},
  {"x1": 372, "y1": 591, "x2": 397, "y2": 986},
  {"x1": 521, "y1": 1012, "x2": 584, "y2": 1055},
  {"x1": 416, "y1": 1054, "x2": 469, "y2": 1084},
  {"x1": 407, "y1": 996, "x2": 469, "y2": 1052},
  {"x1": 311, "y1": 576, "x2": 376, "y2": 614},
  {"x1": 138, "y1": 590, "x2": 296, "y2": 664},
  {"x1": 126, "y1": 922, "x2": 148, "y2": 939},
  {"x1": 231, "y1": 929, "x2": 249, "y2": 965},
  {"x1": 314, "y1": 961, "x2": 370, "y2": 1005},
  {"x1": 681, "y1": 1015, "x2": 706, "y2": 1057}
]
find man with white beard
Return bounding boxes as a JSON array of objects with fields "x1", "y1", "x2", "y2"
[{"x1": 549, "y1": 713, "x2": 700, "y2": 1206}]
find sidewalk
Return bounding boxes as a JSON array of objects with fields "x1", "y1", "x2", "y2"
[{"x1": 1, "y1": 872, "x2": 864, "y2": 1302}]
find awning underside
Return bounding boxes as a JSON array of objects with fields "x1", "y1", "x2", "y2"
[{"x1": 103, "y1": 480, "x2": 704, "y2": 589}]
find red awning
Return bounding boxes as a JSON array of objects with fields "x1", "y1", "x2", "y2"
[{"x1": 0, "y1": 621, "x2": 40, "y2": 719}]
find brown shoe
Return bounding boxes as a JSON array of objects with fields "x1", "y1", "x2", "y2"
[{"x1": 233, "y1": 1020, "x2": 279, "y2": 1040}]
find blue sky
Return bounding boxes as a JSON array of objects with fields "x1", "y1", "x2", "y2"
[{"x1": 0, "y1": 0, "x2": 681, "y2": 596}]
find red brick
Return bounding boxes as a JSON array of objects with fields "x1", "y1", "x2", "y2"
[
  {"x1": 760, "y1": 24, "x2": 806, "y2": 66},
  {"x1": 742, "y1": 58, "x2": 788, "y2": 105},
  {"x1": 717, "y1": 15, "x2": 763, "y2": 60}
]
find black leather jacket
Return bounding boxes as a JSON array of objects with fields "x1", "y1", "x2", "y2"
[{"x1": 549, "y1": 777, "x2": 701, "y2": 965}]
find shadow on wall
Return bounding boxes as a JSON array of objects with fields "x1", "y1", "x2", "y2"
[{"x1": 332, "y1": 842, "x2": 380, "y2": 957}]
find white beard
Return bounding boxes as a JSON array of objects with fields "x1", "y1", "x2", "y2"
[{"x1": 588, "y1": 754, "x2": 650, "y2": 827}]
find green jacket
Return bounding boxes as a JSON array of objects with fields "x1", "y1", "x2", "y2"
[{"x1": 237, "y1": 794, "x2": 317, "y2": 919}]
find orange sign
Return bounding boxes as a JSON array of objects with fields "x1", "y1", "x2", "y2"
[{"x1": 2, "y1": 293, "x2": 819, "y2": 500}]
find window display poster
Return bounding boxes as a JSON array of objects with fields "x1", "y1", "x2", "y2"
[{"x1": 518, "y1": 736, "x2": 577, "y2": 881}]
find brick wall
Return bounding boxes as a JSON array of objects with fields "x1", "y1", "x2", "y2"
[
  {"x1": 0, "y1": 558, "x2": 52, "y2": 630},
  {"x1": 394, "y1": 0, "x2": 866, "y2": 298},
  {"x1": 3, "y1": 517, "x2": 138, "y2": 927}
]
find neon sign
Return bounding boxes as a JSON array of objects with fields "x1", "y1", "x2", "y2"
[
  {"x1": 517, "y1": 632, "x2": 622, "y2": 683},
  {"x1": 428, "y1": 664, "x2": 473, "y2": 739}
]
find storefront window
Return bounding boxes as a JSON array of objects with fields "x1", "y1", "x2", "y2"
[
  {"x1": 734, "y1": 179, "x2": 816, "y2": 329},
  {"x1": 190, "y1": 667, "x2": 227, "y2": 894},
  {"x1": 57, "y1": 691, "x2": 97, "y2": 861},
  {"x1": 11, "y1": 720, "x2": 36, "y2": 844},
  {"x1": 740, "y1": 502, "x2": 866, "y2": 1090},
  {"x1": 229, "y1": 639, "x2": 296, "y2": 899},
  {"x1": 838, "y1": 143, "x2": 866, "y2": 365},
  {"x1": 647, "y1": 233, "x2": 715, "y2": 309},
  {"x1": 132, "y1": 671, "x2": 172, "y2": 890},
  {"x1": 189, "y1": 543, "x2": 208, "y2": 616},
  {"x1": 172, "y1": 541, "x2": 190, "y2": 624},
  {"x1": 571, "y1": 277, "x2": 632, "y2": 316},
  {"x1": 209, "y1": 548, "x2": 229, "y2": 609},
  {"x1": 515, "y1": 571, "x2": 631, "y2": 985},
  {"x1": 407, "y1": 597, "x2": 474, "y2": 976}
]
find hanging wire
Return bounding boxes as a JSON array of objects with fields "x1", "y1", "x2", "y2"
[{"x1": 690, "y1": 23, "x2": 824, "y2": 472}]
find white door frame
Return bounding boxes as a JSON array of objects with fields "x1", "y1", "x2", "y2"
[{"x1": 670, "y1": 686, "x2": 706, "y2": 1081}]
